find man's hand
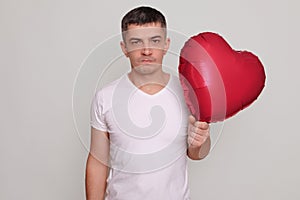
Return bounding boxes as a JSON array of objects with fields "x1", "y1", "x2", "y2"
[{"x1": 187, "y1": 115, "x2": 211, "y2": 160}]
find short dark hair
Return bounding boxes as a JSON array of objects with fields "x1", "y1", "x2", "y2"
[{"x1": 121, "y1": 6, "x2": 167, "y2": 33}]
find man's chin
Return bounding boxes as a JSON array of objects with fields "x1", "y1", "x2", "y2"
[{"x1": 133, "y1": 64, "x2": 160, "y2": 74}]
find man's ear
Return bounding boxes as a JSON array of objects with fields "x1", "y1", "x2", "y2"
[
  {"x1": 163, "y1": 38, "x2": 170, "y2": 55},
  {"x1": 120, "y1": 41, "x2": 129, "y2": 57}
]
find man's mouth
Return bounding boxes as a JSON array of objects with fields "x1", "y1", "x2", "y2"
[{"x1": 140, "y1": 58, "x2": 155, "y2": 63}]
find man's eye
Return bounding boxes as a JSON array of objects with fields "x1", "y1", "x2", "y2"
[
  {"x1": 131, "y1": 40, "x2": 141, "y2": 45},
  {"x1": 152, "y1": 39, "x2": 160, "y2": 43}
]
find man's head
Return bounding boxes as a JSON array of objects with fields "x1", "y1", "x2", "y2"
[{"x1": 120, "y1": 6, "x2": 170, "y2": 74}]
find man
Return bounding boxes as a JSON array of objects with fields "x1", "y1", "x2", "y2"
[{"x1": 85, "y1": 6, "x2": 210, "y2": 200}]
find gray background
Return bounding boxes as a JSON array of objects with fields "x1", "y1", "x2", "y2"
[{"x1": 1, "y1": 0, "x2": 299, "y2": 199}]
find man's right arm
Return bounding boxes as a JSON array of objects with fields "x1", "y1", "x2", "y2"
[{"x1": 85, "y1": 127, "x2": 110, "y2": 200}]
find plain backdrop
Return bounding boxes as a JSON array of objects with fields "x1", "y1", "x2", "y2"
[{"x1": 1, "y1": 0, "x2": 299, "y2": 199}]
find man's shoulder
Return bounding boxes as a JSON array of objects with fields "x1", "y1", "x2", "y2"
[
  {"x1": 96, "y1": 75, "x2": 125, "y2": 96},
  {"x1": 168, "y1": 74, "x2": 183, "y2": 91}
]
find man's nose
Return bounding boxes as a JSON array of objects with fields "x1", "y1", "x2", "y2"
[{"x1": 141, "y1": 42, "x2": 152, "y2": 55}]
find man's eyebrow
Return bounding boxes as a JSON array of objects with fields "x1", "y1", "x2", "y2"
[
  {"x1": 150, "y1": 36, "x2": 162, "y2": 40},
  {"x1": 129, "y1": 35, "x2": 162, "y2": 41},
  {"x1": 129, "y1": 37, "x2": 142, "y2": 41}
]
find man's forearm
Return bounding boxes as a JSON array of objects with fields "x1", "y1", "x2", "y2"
[
  {"x1": 187, "y1": 136, "x2": 211, "y2": 160},
  {"x1": 85, "y1": 153, "x2": 109, "y2": 200}
]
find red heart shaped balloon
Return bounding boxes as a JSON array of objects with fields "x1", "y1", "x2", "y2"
[{"x1": 179, "y1": 32, "x2": 266, "y2": 122}]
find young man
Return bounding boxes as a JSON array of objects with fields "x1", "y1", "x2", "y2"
[{"x1": 85, "y1": 6, "x2": 210, "y2": 200}]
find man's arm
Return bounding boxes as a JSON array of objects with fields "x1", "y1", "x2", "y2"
[
  {"x1": 187, "y1": 115, "x2": 211, "y2": 160},
  {"x1": 85, "y1": 127, "x2": 110, "y2": 200}
]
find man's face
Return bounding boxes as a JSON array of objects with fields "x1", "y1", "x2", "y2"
[{"x1": 121, "y1": 23, "x2": 170, "y2": 75}]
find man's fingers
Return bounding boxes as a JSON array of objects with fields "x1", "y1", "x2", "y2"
[
  {"x1": 188, "y1": 115, "x2": 210, "y2": 147},
  {"x1": 189, "y1": 132, "x2": 204, "y2": 141},
  {"x1": 189, "y1": 115, "x2": 209, "y2": 130},
  {"x1": 188, "y1": 135, "x2": 207, "y2": 146},
  {"x1": 189, "y1": 115, "x2": 196, "y2": 124},
  {"x1": 194, "y1": 121, "x2": 209, "y2": 130},
  {"x1": 190, "y1": 128, "x2": 209, "y2": 138}
]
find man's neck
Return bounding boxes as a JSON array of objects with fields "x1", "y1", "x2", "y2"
[{"x1": 128, "y1": 70, "x2": 170, "y2": 95}]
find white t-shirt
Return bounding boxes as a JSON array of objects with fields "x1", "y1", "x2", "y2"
[{"x1": 90, "y1": 74, "x2": 190, "y2": 200}]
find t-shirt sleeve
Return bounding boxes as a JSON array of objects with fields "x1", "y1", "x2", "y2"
[{"x1": 90, "y1": 90, "x2": 108, "y2": 132}]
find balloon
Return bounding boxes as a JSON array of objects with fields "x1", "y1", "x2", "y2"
[{"x1": 178, "y1": 32, "x2": 266, "y2": 122}]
